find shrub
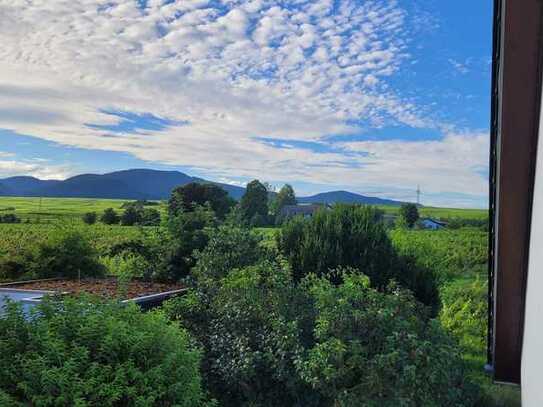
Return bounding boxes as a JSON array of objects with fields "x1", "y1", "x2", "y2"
[
  {"x1": 0, "y1": 297, "x2": 207, "y2": 406},
  {"x1": 165, "y1": 260, "x2": 316, "y2": 407},
  {"x1": 297, "y1": 271, "x2": 478, "y2": 406},
  {"x1": 141, "y1": 208, "x2": 161, "y2": 226},
  {"x1": 29, "y1": 230, "x2": 105, "y2": 280},
  {"x1": 399, "y1": 203, "x2": 420, "y2": 228},
  {"x1": 120, "y1": 205, "x2": 142, "y2": 226},
  {"x1": 0, "y1": 214, "x2": 21, "y2": 224},
  {"x1": 192, "y1": 225, "x2": 265, "y2": 282},
  {"x1": 277, "y1": 205, "x2": 438, "y2": 310},
  {"x1": 82, "y1": 211, "x2": 97, "y2": 225},
  {"x1": 100, "y1": 208, "x2": 120, "y2": 225},
  {"x1": 166, "y1": 260, "x2": 477, "y2": 407}
]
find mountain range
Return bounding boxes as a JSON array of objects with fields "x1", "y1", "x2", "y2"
[{"x1": 0, "y1": 169, "x2": 407, "y2": 206}]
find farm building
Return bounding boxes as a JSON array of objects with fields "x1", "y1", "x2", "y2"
[{"x1": 420, "y1": 218, "x2": 447, "y2": 230}]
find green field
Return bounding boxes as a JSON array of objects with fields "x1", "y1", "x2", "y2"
[
  {"x1": 0, "y1": 196, "x2": 166, "y2": 223},
  {"x1": 376, "y1": 204, "x2": 488, "y2": 220}
]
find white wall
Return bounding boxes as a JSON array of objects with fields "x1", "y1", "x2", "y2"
[{"x1": 521, "y1": 94, "x2": 543, "y2": 406}]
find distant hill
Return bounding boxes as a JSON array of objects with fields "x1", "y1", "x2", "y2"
[
  {"x1": 0, "y1": 169, "x2": 246, "y2": 200},
  {"x1": 298, "y1": 190, "x2": 405, "y2": 206},
  {"x1": 0, "y1": 170, "x2": 408, "y2": 206}
]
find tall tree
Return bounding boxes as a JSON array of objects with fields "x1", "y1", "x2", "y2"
[
  {"x1": 240, "y1": 180, "x2": 269, "y2": 226},
  {"x1": 271, "y1": 184, "x2": 297, "y2": 217},
  {"x1": 399, "y1": 203, "x2": 420, "y2": 228},
  {"x1": 168, "y1": 182, "x2": 234, "y2": 219}
]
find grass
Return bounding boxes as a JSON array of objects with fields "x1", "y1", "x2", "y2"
[
  {"x1": 0, "y1": 196, "x2": 166, "y2": 223},
  {"x1": 375, "y1": 204, "x2": 488, "y2": 220}
]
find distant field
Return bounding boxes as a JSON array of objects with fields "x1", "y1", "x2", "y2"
[
  {"x1": 0, "y1": 197, "x2": 166, "y2": 223},
  {"x1": 375, "y1": 205, "x2": 488, "y2": 220}
]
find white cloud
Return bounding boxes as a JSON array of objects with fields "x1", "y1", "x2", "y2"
[
  {"x1": 0, "y1": 0, "x2": 488, "y2": 207},
  {"x1": 0, "y1": 159, "x2": 74, "y2": 180}
]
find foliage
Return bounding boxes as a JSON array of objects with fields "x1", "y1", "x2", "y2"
[
  {"x1": 298, "y1": 271, "x2": 478, "y2": 407},
  {"x1": 100, "y1": 208, "x2": 120, "y2": 225},
  {"x1": 447, "y1": 217, "x2": 489, "y2": 231},
  {"x1": 140, "y1": 208, "x2": 161, "y2": 226},
  {"x1": 120, "y1": 204, "x2": 141, "y2": 226},
  {"x1": 0, "y1": 214, "x2": 21, "y2": 224},
  {"x1": 28, "y1": 230, "x2": 105, "y2": 280},
  {"x1": 0, "y1": 296, "x2": 207, "y2": 407},
  {"x1": 192, "y1": 225, "x2": 266, "y2": 282},
  {"x1": 399, "y1": 203, "x2": 420, "y2": 228},
  {"x1": 239, "y1": 180, "x2": 269, "y2": 225},
  {"x1": 270, "y1": 184, "x2": 297, "y2": 220},
  {"x1": 82, "y1": 211, "x2": 97, "y2": 225},
  {"x1": 169, "y1": 182, "x2": 234, "y2": 219},
  {"x1": 277, "y1": 205, "x2": 438, "y2": 310},
  {"x1": 160, "y1": 205, "x2": 217, "y2": 282},
  {"x1": 165, "y1": 259, "x2": 317, "y2": 407},
  {"x1": 166, "y1": 257, "x2": 477, "y2": 407}
]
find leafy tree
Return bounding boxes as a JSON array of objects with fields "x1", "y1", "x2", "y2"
[
  {"x1": 239, "y1": 180, "x2": 268, "y2": 225},
  {"x1": 0, "y1": 297, "x2": 207, "y2": 406},
  {"x1": 157, "y1": 205, "x2": 217, "y2": 282},
  {"x1": 270, "y1": 184, "x2": 297, "y2": 221},
  {"x1": 82, "y1": 212, "x2": 97, "y2": 225},
  {"x1": 100, "y1": 208, "x2": 120, "y2": 225},
  {"x1": 141, "y1": 208, "x2": 161, "y2": 226},
  {"x1": 169, "y1": 182, "x2": 234, "y2": 219},
  {"x1": 277, "y1": 205, "x2": 438, "y2": 310},
  {"x1": 120, "y1": 205, "x2": 142, "y2": 226},
  {"x1": 399, "y1": 203, "x2": 420, "y2": 228}
]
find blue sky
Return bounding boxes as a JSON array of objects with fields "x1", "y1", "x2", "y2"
[{"x1": 0, "y1": 0, "x2": 493, "y2": 207}]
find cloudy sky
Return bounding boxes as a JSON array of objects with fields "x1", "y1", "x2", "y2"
[{"x1": 0, "y1": 0, "x2": 492, "y2": 208}]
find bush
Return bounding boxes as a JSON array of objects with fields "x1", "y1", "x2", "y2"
[
  {"x1": 29, "y1": 230, "x2": 105, "y2": 280},
  {"x1": 0, "y1": 296, "x2": 207, "y2": 406},
  {"x1": 192, "y1": 225, "x2": 265, "y2": 282},
  {"x1": 100, "y1": 208, "x2": 120, "y2": 225},
  {"x1": 0, "y1": 214, "x2": 21, "y2": 224},
  {"x1": 298, "y1": 271, "x2": 478, "y2": 406},
  {"x1": 166, "y1": 260, "x2": 477, "y2": 407},
  {"x1": 277, "y1": 205, "x2": 439, "y2": 310},
  {"x1": 165, "y1": 260, "x2": 316, "y2": 407},
  {"x1": 141, "y1": 208, "x2": 161, "y2": 226},
  {"x1": 120, "y1": 205, "x2": 142, "y2": 226},
  {"x1": 82, "y1": 211, "x2": 97, "y2": 225}
]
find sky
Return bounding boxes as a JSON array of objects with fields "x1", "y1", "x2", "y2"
[{"x1": 0, "y1": 0, "x2": 493, "y2": 208}]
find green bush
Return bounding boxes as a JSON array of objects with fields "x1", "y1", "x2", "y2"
[
  {"x1": 277, "y1": 205, "x2": 438, "y2": 310},
  {"x1": 0, "y1": 214, "x2": 21, "y2": 224},
  {"x1": 100, "y1": 208, "x2": 120, "y2": 225},
  {"x1": 192, "y1": 225, "x2": 266, "y2": 282},
  {"x1": 0, "y1": 297, "x2": 207, "y2": 407},
  {"x1": 166, "y1": 255, "x2": 476, "y2": 407},
  {"x1": 298, "y1": 271, "x2": 478, "y2": 407},
  {"x1": 165, "y1": 260, "x2": 316, "y2": 407},
  {"x1": 82, "y1": 212, "x2": 97, "y2": 225},
  {"x1": 29, "y1": 230, "x2": 105, "y2": 280}
]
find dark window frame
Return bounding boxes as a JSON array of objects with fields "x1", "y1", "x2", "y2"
[{"x1": 489, "y1": 0, "x2": 543, "y2": 385}]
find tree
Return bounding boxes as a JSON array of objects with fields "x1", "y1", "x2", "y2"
[
  {"x1": 239, "y1": 180, "x2": 268, "y2": 226},
  {"x1": 399, "y1": 203, "x2": 419, "y2": 228},
  {"x1": 121, "y1": 205, "x2": 142, "y2": 226},
  {"x1": 169, "y1": 182, "x2": 234, "y2": 219},
  {"x1": 0, "y1": 214, "x2": 21, "y2": 224},
  {"x1": 141, "y1": 208, "x2": 161, "y2": 226},
  {"x1": 270, "y1": 184, "x2": 297, "y2": 219},
  {"x1": 82, "y1": 212, "x2": 97, "y2": 225},
  {"x1": 100, "y1": 208, "x2": 120, "y2": 225}
]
